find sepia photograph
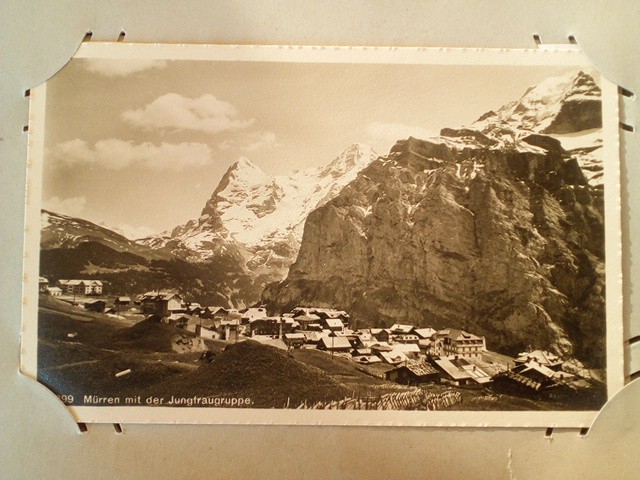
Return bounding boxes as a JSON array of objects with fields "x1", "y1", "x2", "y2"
[{"x1": 22, "y1": 43, "x2": 622, "y2": 425}]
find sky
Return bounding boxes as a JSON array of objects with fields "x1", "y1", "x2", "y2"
[{"x1": 41, "y1": 56, "x2": 585, "y2": 239}]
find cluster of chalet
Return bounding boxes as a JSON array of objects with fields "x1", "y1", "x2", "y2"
[
  {"x1": 39, "y1": 277, "x2": 103, "y2": 296},
  {"x1": 128, "y1": 297, "x2": 579, "y2": 394},
  {"x1": 492, "y1": 350, "x2": 586, "y2": 398},
  {"x1": 40, "y1": 278, "x2": 581, "y2": 397}
]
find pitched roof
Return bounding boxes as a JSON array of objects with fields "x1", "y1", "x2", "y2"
[
  {"x1": 284, "y1": 333, "x2": 306, "y2": 340},
  {"x1": 294, "y1": 314, "x2": 321, "y2": 322},
  {"x1": 206, "y1": 306, "x2": 225, "y2": 313},
  {"x1": 414, "y1": 328, "x2": 437, "y2": 339},
  {"x1": 379, "y1": 351, "x2": 409, "y2": 365},
  {"x1": 392, "y1": 344, "x2": 421, "y2": 354},
  {"x1": 324, "y1": 319, "x2": 344, "y2": 328},
  {"x1": 434, "y1": 356, "x2": 492, "y2": 383},
  {"x1": 433, "y1": 357, "x2": 472, "y2": 380},
  {"x1": 402, "y1": 360, "x2": 438, "y2": 377},
  {"x1": 353, "y1": 355, "x2": 382, "y2": 364},
  {"x1": 370, "y1": 342, "x2": 393, "y2": 352},
  {"x1": 514, "y1": 361, "x2": 557, "y2": 380},
  {"x1": 440, "y1": 328, "x2": 483, "y2": 342},
  {"x1": 319, "y1": 336, "x2": 352, "y2": 350},
  {"x1": 497, "y1": 371, "x2": 543, "y2": 391},
  {"x1": 389, "y1": 324, "x2": 414, "y2": 334},
  {"x1": 515, "y1": 350, "x2": 562, "y2": 366},
  {"x1": 393, "y1": 334, "x2": 419, "y2": 341}
]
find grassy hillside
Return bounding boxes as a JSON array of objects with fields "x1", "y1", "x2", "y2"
[{"x1": 143, "y1": 341, "x2": 352, "y2": 408}]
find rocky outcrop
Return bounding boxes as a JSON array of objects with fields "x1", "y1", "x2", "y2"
[{"x1": 264, "y1": 71, "x2": 606, "y2": 368}]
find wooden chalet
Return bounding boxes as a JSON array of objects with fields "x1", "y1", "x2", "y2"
[
  {"x1": 116, "y1": 296, "x2": 131, "y2": 306},
  {"x1": 140, "y1": 291, "x2": 184, "y2": 316},
  {"x1": 283, "y1": 333, "x2": 306, "y2": 349},
  {"x1": 431, "y1": 356, "x2": 492, "y2": 386},
  {"x1": 317, "y1": 336, "x2": 352, "y2": 352},
  {"x1": 386, "y1": 360, "x2": 439, "y2": 385},
  {"x1": 515, "y1": 350, "x2": 563, "y2": 371},
  {"x1": 83, "y1": 299, "x2": 106, "y2": 313}
]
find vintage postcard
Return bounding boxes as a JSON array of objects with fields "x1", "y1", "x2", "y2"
[{"x1": 21, "y1": 42, "x2": 623, "y2": 426}]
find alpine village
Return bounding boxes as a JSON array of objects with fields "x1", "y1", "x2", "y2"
[{"x1": 37, "y1": 71, "x2": 607, "y2": 411}]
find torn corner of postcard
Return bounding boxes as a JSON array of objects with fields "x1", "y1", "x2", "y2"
[{"x1": 21, "y1": 42, "x2": 623, "y2": 426}]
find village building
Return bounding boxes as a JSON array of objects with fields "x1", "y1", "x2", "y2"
[
  {"x1": 57, "y1": 279, "x2": 103, "y2": 296},
  {"x1": 353, "y1": 347, "x2": 372, "y2": 356},
  {"x1": 491, "y1": 360, "x2": 564, "y2": 397},
  {"x1": 46, "y1": 286, "x2": 62, "y2": 296},
  {"x1": 354, "y1": 332, "x2": 375, "y2": 349},
  {"x1": 392, "y1": 333, "x2": 420, "y2": 345},
  {"x1": 321, "y1": 318, "x2": 344, "y2": 333},
  {"x1": 283, "y1": 333, "x2": 306, "y2": 349},
  {"x1": 291, "y1": 307, "x2": 350, "y2": 328},
  {"x1": 293, "y1": 313, "x2": 322, "y2": 330},
  {"x1": 390, "y1": 343, "x2": 421, "y2": 360},
  {"x1": 200, "y1": 306, "x2": 225, "y2": 319},
  {"x1": 386, "y1": 361, "x2": 439, "y2": 385},
  {"x1": 353, "y1": 355, "x2": 383, "y2": 365},
  {"x1": 249, "y1": 317, "x2": 296, "y2": 338},
  {"x1": 430, "y1": 356, "x2": 492, "y2": 386},
  {"x1": 140, "y1": 291, "x2": 185, "y2": 317},
  {"x1": 199, "y1": 324, "x2": 221, "y2": 341},
  {"x1": 418, "y1": 338, "x2": 434, "y2": 354},
  {"x1": 166, "y1": 313, "x2": 192, "y2": 328},
  {"x1": 213, "y1": 308, "x2": 242, "y2": 323},
  {"x1": 370, "y1": 342, "x2": 393, "y2": 354},
  {"x1": 371, "y1": 329, "x2": 391, "y2": 343},
  {"x1": 389, "y1": 324, "x2": 415, "y2": 335},
  {"x1": 116, "y1": 296, "x2": 131, "y2": 307},
  {"x1": 38, "y1": 277, "x2": 49, "y2": 293},
  {"x1": 317, "y1": 335, "x2": 352, "y2": 353},
  {"x1": 378, "y1": 351, "x2": 410, "y2": 366},
  {"x1": 435, "y1": 328, "x2": 486, "y2": 358},
  {"x1": 414, "y1": 327, "x2": 437, "y2": 340},
  {"x1": 515, "y1": 350, "x2": 563, "y2": 371},
  {"x1": 83, "y1": 299, "x2": 106, "y2": 313},
  {"x1": 221, "y1": 321, "x2": 242, "y2": 341},
  {"x1": 241, "y1": 307, "x2": 268, "y2": 323}
]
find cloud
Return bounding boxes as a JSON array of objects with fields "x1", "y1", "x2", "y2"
[
  {"x1": 121, "y1": 93, "x2": 254, "y2": 134},
  {"x1": 219, "y1": 131, "x2": 281, "y2": 152},
  {"x1": 366, "y1": 122, "x2": 440, "y2": 153},
  {"x1": 44, "y1": 196, "x2": 87, "y2": 217},
  {"x1": 84, "y1": 58, "x2": 168, "y2": 77},
  {"x1": 51, "y1": 138, "x2": 213, "y2": 171}
]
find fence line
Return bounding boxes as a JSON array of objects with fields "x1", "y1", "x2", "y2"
[{"x1": 295, "y1": 389, "x2": 462, "y2": 411}]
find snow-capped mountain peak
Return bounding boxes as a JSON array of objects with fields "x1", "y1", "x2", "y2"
[
  {"x1": 471, "y1": 70, "x2": 601, "y2": 135},
  {"x1": 139, "y1": 143, "x2": 379, "y2": 273}
]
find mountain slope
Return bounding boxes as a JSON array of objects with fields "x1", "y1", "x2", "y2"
[
  {"x1": 39, "y1": 210, "x2": 261, "y2": 306},
  {"x1": 263, "y1": 71, "x2": 606, "y2": 369},
  {"x1": 41, "y1": 210, "x2": 169, "y2": 260}
]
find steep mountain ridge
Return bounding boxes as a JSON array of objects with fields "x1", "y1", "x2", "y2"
[
  {"x1": 138, "y1": 143, "x2": 379, "y2": 279},
  {"x1": 263, "y1": 71, "x2": 606, "y2": 368}
]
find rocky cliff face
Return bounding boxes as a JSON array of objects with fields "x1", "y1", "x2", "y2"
[{"x1": 264, "y1": 71, "x2": 606, "y2": 368}]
